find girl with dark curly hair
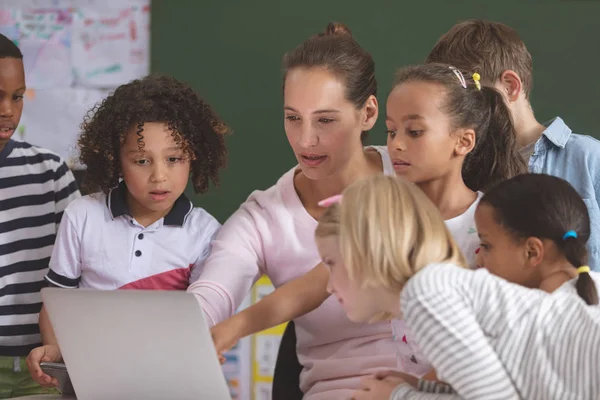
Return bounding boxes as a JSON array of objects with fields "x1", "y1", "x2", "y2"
[{"x1": 26, "y1": 75, "x2": 229, "y2": 387}]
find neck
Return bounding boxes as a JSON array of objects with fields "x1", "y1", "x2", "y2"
[
  {"x1": 512, "y1": 101, "x2": 546, "y2": 148},
  {"x1": 538, "y1": 259, "x2": 578, "y2": 293},
  {"x1": 416, "y1": 168, "x2": 477, "y2": 220},
  {"x1": 382, "y1": 290, "x2": 401, "y2": 319},
  {"x1": 305, "y1": 147, "x2": 378, "y2": 201},
  {"x1": 125, "y1": 192, "x2": 172, "y2": 228}
]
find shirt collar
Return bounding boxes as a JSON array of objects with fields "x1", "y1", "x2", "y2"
[
  {"x1": 105, "y1": 181, "x2": 193, "y2": 227},
  {"x1": 541, "y1": 117, "x2": 572, "y2": 148},
  {"x1": 0, "y1": 139, "x2": 16, "y2": 165}
]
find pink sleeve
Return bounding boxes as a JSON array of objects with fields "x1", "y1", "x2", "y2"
[{"x1": 187, "y1": 204, "x2": 265, "y2": 326}]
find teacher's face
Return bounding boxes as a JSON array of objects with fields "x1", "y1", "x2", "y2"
[{"x1": 283, "y1": 67, "x2": 372, "y2": 180}]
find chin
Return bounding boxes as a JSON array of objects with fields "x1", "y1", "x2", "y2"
[{"x1": 298, "y1": 165, "x2": 336, "y2": 181}]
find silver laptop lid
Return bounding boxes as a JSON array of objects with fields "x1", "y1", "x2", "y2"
[{"x1": 42, "y1": 288, "x2": 231, "y2": 400}]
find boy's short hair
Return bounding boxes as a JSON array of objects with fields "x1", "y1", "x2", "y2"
[
  {"x1": 0, "y1": 34, "x2": 23, "y2": 59},
  {"x1": 426, "y1": 20, "x2": 533, "y2": 98}
]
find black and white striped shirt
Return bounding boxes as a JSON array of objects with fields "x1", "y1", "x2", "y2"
[
  {"x1": 0, "y1": 140, "x2": 80, "y2": 356},
  {"x1": 392, "y1": 263, "x2": 600, "y2": 399}
]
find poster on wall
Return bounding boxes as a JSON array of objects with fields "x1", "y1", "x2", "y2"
[
  {"x1": 71, "y1": 3, "x2": 150, "y2": 88},
  {"x1": 251, "y1": 276, "x2": 288, "y2": 400},
  {"x1": 0, "y1": 0, "x2": 150, "y2": 169},
  {"x1": 7, "y1": 8, "x2": 73, "y2": 89}
]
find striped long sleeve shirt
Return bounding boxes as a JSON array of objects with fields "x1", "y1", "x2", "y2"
[
  {"x1": 0, "y1": 140, "x2": 80, "y2": 356},
  {"x1": 392, "y1": 263, "x2": 600, "y2": 400}
]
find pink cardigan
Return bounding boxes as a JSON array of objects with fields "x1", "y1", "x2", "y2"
[{"x1": 188, "y1": 147, "x2": 397, "y2": 399}]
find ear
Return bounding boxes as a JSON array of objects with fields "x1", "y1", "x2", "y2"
[
  {"x1": 497, "y1": 70, "x2": 522, "y2": 102},
  {"x1": 360, "y1": 95, "x2": 378, "y2": 131},
  {"x1": 454, "y1": 128, "x2": 476, "y2": 157},
  {"x1": 524, "y1": 237, "x2": 544, "y2": 268}
]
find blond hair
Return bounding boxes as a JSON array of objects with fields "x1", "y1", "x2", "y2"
[{"x1": 338, "y1": 175, "x2": 466, "y2": 291}]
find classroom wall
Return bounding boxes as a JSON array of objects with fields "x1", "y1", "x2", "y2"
[{"x1": 151, "y1": 0, "x2": 600, "y2": 222}]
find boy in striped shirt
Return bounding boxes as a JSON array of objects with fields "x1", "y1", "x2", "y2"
[{"x1": 0, "y1": 34, "x2": 80, "y2": 398}]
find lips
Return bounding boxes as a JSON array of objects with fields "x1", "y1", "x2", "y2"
[
  {"x1": 0, "y1": 123, "x2": 15, "y2": 140},
  {"x1": 149, "y1": 190, "x2": 170, "y2": 201},
  {"x1": 392, "y1": 158, "x2": 411, "y2": 171},
  {"x1": 299, "y1": 153, "x2": 327, "y2": 167}
]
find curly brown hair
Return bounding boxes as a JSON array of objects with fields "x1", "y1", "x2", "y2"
[{"x1": 78, "y1": 74, "x2": 229, "y2": 194}]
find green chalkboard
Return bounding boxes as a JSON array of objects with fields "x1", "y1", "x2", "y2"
[{"x1": 151, "y1": 0, "x2": 600, "y2": 222}]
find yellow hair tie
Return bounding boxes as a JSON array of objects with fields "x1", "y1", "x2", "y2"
[
  {"x1": 577, "y1": 266, "x2": 591, "y2": 274},
  {"x1": 473, "y1": 73, "x2": 481, "y2": 90}
]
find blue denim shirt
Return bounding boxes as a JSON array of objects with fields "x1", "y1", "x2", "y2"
[{"x1": 530, "y1": 117, "x2": 600, "y2": 271}]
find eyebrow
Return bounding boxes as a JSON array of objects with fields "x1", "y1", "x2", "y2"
[
  {"x1": 0, "y1": 87, "x2": 26, "y2": 94},
  {"x1": 127, "y1": 146, "x2": 182, "y2": 154},
  {"x1": 404, "y1": 114, "x2": 424, "y2": 121},
  {"x1": 284, "y1": 106, "x2": 340, "y2": 114}
]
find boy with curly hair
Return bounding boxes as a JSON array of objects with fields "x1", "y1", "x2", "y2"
[
  {"x1": 0, "y1": 34, "x2": 80, "y2": 398},
  {"x1": 25, "y1": 74, "x2": 229, "y2": 387}
]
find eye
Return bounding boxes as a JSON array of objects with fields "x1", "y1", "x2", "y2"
[
  {"x1": 13, "y1": 94, "x2": 24, "y2": 102},
  {"x1": 386, "y1": 130, "x2": 396, "y2": 139},
  {"x1": 408, "y1": 130, "x2": 423, "y2": 137},
  {"x1": 285, "y1": 115, "x2": 300, "y2": 122},
  {"x1": 134, "y1": 159, "x2": 149, "y2": 165},
  {"x1": 167, "y1": 156, "x2": 184, "y2": 163},
  {"x1": 318, "y1": 117, "x2": 335, "y2": 124},
  {"x1": 479, "y1": 243, "x2": 490, "y2": 251}
]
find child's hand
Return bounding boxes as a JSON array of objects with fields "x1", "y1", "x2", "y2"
[
  {"x1": 26, "y1": 344, "x2": 62, "y2": 387},
  {"x1": 351, "y1": 375, "x2": 406, "y2": 400},
  {"x1": 210, "y1": 318, "x2": 243, "y2": 364}
]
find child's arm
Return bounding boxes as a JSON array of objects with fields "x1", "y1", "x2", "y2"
[
  {"x1": 26, "y1": 306, "x2": 62, "y2": 387},
  {"x1": 211, "y1": 263, "x2": 330, "y2": 356},
  {"x1": 53, "y1": 159, "x2": 80, "y2": 230},
  {"x1": 39, "y1": 305, "x2": 59, "y2": 347},
  {"x1": 27, "y1": 204, "x2": 82, "y2": 386}
]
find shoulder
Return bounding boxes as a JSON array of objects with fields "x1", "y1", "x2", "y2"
[
  {"x1": 568, "y1": 132, "x2": 600, "y2": 148},
  {"x1": 62, "y1": 192, "x2": 108, "y2": 223},
  {"x1": 366, "y1": 145, "x2": 394, "y2": 176},
  {"x1": 185, "y1": 206, "x2": 221, "y2": 237},
  {"x1": 558, "y1": 272, "x2": 600, "y2": 293},
  {"x1": 237, "y1": 167, "x2": 297, "y2": 217},
  {"x1": 402, "y1": 263, "x2": 470, "y2": 298},
  {"x1": 9, "y1": 140, "x2": 67, "y2": 171}
]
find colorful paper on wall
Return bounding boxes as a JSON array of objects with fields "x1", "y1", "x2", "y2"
[
  {"x1": 18, "y1": 88, "x2": 109, "y2": 168},
  {"x1": 1, "y1": 8, "x2": 73, "y2": 89},
  {"x1": 251, "y1": 276, "x2": 288, "y2": 400},
  {"x1": 71, "y1": 4, "x2": 150, "y2": 88}
]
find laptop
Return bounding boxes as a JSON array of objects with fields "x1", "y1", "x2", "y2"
[{"x1": 41, "y1": 288, "x2": 232, "y2": 400}]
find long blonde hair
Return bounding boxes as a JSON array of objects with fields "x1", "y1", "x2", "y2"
[{"x1": 337, "y1": 175, "x2": 465, "y2": 291}]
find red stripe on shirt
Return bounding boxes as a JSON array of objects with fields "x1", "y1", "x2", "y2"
[{"x1": 118, "y1": 264, "x2": 192, "y2": 291}]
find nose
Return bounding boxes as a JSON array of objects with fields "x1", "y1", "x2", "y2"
[
  {"x1": 150, "y1": 161, "x2": 168, "y2": 183},
  {"x1": 388, "y1": 133, "x2": 407, "y2": 152},
  {"x1": 298, "y1": 124, "x2": 319, "y2": 149},
  {"x1": 0, "y1": 97, "x2": 14, "y2": 119}
]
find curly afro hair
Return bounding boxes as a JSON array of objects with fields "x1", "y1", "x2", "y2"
[{"x1": 78, "y1": 74, "x2": 229, "y2": 194}]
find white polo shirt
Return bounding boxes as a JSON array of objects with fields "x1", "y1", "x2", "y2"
[{"x1": 45, "y1": 182, "x2": 221, "y2": 290}]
